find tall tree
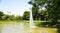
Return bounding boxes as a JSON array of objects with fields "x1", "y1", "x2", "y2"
[
  {"x1": 29, "y1": 0, "x2": 39, "y2": 20},
  {"x1": 29, "y1": 0, "x2": 60, "y2": 22},
  {"x1": 29, "y1": 0, "x2": 60, "y2": 33}
]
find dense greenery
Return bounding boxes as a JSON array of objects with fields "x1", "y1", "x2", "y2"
[
  {"x1": 0, "y1": 9, "x2": 49, "y2": 21},
  {"x1": 0, "y1": 11, "x2": 4, "y2": 20},
  {"x1": 29, "y1": 0, "x2": 60, "y2": 22},
  {"x1": 28, "y1": 0, "x2": 60, "y2": 25},
  {"x1": 23, "y1": 11, "x2": 30, "y2": 20},
  {"x1": 29, "y1": 0, "x2": 60, "y2": 33},
  {"x1": 36, "y1": 22, "x2": 60, "y2": 28},
  {"x1": 0, "y1": 11, "x2": 23, "y2": 20}
]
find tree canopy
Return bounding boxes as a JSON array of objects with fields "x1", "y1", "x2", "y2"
[
  {"x1": 0, "y1": 11, "x2": 4, "y2": 20},
  {"x1": 29, "y1": 0, "x2": 60, "y2": 22},
  {"x1": 23, "y1": 11, "x2": 30, "y2": 20}
]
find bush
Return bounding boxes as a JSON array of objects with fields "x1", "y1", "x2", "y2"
[{"x1": 36, "y1": 22, "x2": 60, "y2": 28}]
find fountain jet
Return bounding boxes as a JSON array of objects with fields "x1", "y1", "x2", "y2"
[{"x1": 30, "y1": 9, "x2": 36, "y2": 28}]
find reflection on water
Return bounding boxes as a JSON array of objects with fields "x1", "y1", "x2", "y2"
[
  {"x1": 40, "y1": 30, "x2": 48, "y2": 33},
  {"x1": 0, "y1": 22, "x2": 57, "y2": 33},
  {"x1": 1, "y1": 23, "x2": 24, "y2": 33}
]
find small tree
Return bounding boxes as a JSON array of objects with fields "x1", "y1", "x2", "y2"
[
  {"x1": 23, "y1": 11, "x2": 30, "y2": 20},
  {"x1": 16, "y1": 16, "x2": 22, "y2": 20},
  {"x1": 0, "y1": 11, "x2": 4, "y2": 20}
]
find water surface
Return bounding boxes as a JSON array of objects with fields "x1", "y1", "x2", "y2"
[{"x1": 0, "y1": 22, "x2": 57, "y2": 33}]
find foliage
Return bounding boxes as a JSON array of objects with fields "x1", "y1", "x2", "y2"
[
  {"x1": 29, "y1": 0, "x2": 60, "y2": 33},
  {"x1": 36, "y1": 22, "x2": 60, "y2": 28},
  {"x1": 38, "y1": 9, "x2": 49, "y2": 21},
  {"x1": 0, "y1": 11, "x2": 4, "y2": 20},
  {"x1": 16, "y1": 16, "x2": 23, "y2": 20},
  {"x1": 0, "y1": 11, "x2": 23, "y2": 20},
  {"x1": 0, "y1": 11, "x2": 29, "y2": 20},
  {"x1": 28, "y1": 0, "x2": 49, "y2": 20},
  {"x1": 30, "y1": 0, "x2": 60, "y2": 22},
  {"x1": 23, "y1": 11, "x2": 30, "y2": 20},
  {"x1": 29, "y1": 0, "x2": 39, "y2": 20},
  {"x1": 7, "y1": 15, "x2": 15, "y2": 20},
  {"x1": 2, "y1": 14, "x2": 7, "y2": 20}
]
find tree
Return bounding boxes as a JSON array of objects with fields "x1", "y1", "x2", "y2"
[
  {"x1": 29, "y1": 0, "x2": 60, "y2": 22},
  {"x1": 38, "y1": 9, "x2": 49, "y2": 21},
  {"x1": 45, "y1": 0, "x2": 60, "y2": 22},
  {"x1": 8, "y1": 15, "x2": 15, "y2": 20},
  {"x1": 29, "y1": 0, "x2": 60, "y2": 33},
  {"x1": 2, "y1": 14, "x2": 7, "y2": 20},
  {"x1": 4, "y1": 15, "x2": 10, "y2": 20},
  {"x1": 0, "y1": 11, "x2": 4, "y2": 20},
  {"x1": 23, "y1": 11, "x2": 30, "y2": 20},
  {"x1": 29, "y1": 1, "x2": 49, "y2": 20},
  {"x1": 29, "y1": 1, "x2": 39, "y2": 20},
  {"x1": 16, "y1": 16, "x2": 22, "y2": 20},
  {"x1": 30, "y1": 0, "x2": 60, "y2": 22}
]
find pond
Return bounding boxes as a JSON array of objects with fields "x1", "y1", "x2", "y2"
[{"x1": 0, "y1": 22, "x2": 57, "y2": 33}]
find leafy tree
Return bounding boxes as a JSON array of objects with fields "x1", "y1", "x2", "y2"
[
  {"x1": 16, "y1": 16, "x2": 22, "y2": 20},
  {"x1": 8, "y1": 15, "x2": 15, "y2": 20},
  {"x1": 0, "y1": 11, "x2": 4, "y2": 20},
  {"x1": 38, "y1": 9, "x2": 49, "y2": 21},
  {"x1": 29, "y1": 0, "x2": 60, "y2": 33},
  {"x1": 23, "y1": 11, "x2": 30, "y2": 20},
  {"x1": 4, "y1": 15, "x2": 10, "y2": 20},
  {"x1": 29, "y1": 1, "x2": 49, "y2": 20},
  {"x1": 45, "y1": 0, "x2": 60, "y2": 22},
  {"x1": 29, "y1": 1, "x2": 39, "y2": 20},
  {"x1": 30, "y1": 0, "x2": 60, "y2": 22},
  {"x1": 2, "y1": 14, "x2": 7, "y2": 20},
  {"x1": 2, "y1": 15, "x2": 15, "y2": 20}
]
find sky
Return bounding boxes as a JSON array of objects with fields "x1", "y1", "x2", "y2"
[{"x1": 0, "y1": 0, "x2": 31, "y2": 16}]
